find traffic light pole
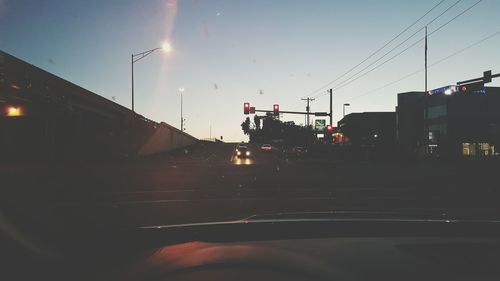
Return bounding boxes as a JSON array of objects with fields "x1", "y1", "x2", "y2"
[
  {"x1": 254, "y1": 109, "x2": 328, "y2": 116},
  {"x1": 457, "y1": 71, "x2": 500, "y2": 85},
  {"x1": 247, "y1": 106, "x2": 333, "y2": 136}
]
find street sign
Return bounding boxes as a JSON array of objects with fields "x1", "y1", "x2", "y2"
[
  {"x1": 314, "y1": 119, "x2": 326, "y2": 132},
  {"x1": 314, "y1": 112, "x2": 329, "y2": 116}
]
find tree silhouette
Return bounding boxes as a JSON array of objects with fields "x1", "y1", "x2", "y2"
[
  {"x1": 254, "y1": 115, "x2": 261, "y2": 131},
  {"x1": 241, "y1": 114, "x2": 315, "y2": 145},
  {"x1": 241, "y1": 117, "x2": 251, "y2": 135}
]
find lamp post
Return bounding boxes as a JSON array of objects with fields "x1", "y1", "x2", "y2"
[
  {"x1": 343, "y1": 103, "x2": 350, "y2": 118},
  {"x1": 179, "y1": 87, "x2": 184, "y2": 131},
  {"x1": 131, "y1": 42, "x2": 171, "y2": 112}
]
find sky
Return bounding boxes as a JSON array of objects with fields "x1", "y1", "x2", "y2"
[{"x1": 1, "y1": 0, "x2": 500, "y2": 141}]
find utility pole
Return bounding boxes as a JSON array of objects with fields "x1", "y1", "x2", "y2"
[
  {"x1": 425, "y1": 26, "x2": 428, "y2": 92},
  {"x1": 424, "y1": 27, "x2": 428, "y2": 155},
  {"x1": 301, "y1": 97, "x2": 315, "y2": 128},
  {"x1": 329, "y1": 89, "x2": 333, "y2": 126}
]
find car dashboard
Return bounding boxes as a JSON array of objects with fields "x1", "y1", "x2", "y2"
[{"x1": 129, "y1": 236, "x2": 500, "y2": 281}]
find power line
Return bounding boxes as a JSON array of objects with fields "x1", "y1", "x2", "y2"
[
  {"x1": 347, "y1": 28, "x2": 500, "y2": 101},
  {"x1": 428, "y1": 0, "x2": 482, "y2": 36},
  {"x1": 313, "y1": 0, "x2": 465, "y2": 99},
  {"x1": 328, "y1": 0, "x2": 483, "y2": 94},
  {"x1": 301, "y1": 0, "x2": 450, "y2": 99}
]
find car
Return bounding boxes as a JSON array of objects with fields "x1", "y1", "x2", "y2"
[
  {"x1": 260, "y1": 144, "x2": 272, "y2": 151},
  {"x1": 235, "y1": 145, "x2": 251, "y2": 158}
]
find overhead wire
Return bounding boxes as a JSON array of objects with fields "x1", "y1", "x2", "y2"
[
  {"x1": 319, "y1": 0, "x2": 465, "y2": 95},
  {"x1": 346, "y1": 28, "x2": 500, "y2": 101},
  {"x1": 324, "y1": 0, "x2": 483, "y2": 96},
  {"x1": 299, "y1": 0, "x2": 447, "y2": 100}
]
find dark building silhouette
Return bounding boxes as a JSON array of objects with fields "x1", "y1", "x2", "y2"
[
  {"x1": 337, "y1": 112, "x2": 396, "y2": 150},
  {"x1": 396, "y1": 91, "x2": 426, "y2": 158},
  {"x1": 397, "y1": 86, "x2": 500, "y2": 159}
]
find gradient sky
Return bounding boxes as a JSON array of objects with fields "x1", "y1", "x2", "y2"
[{"x1": 1, "y1": 0, "x2": 499, "y2": 141}]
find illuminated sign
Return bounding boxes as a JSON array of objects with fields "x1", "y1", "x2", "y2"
[
  {"x1": 314, "y1": 119, "x2": 326, "y2": 131},
  {"x1": 428, "y1": 85, "x2": 458, "y2": 96},
  {"x1": 429, "y1": 84, "x2": 486, "y2": 95}
]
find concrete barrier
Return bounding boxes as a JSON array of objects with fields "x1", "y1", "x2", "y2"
[{"x1": 138, "y1": 122, "x2": 198, "y2": 156}]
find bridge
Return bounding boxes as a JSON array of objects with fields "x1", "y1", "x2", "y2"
[{"x1": 0, "y1": 50, "x2": 197, "y2": 161}]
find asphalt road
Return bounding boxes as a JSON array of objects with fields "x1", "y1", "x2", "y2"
[{"x1": 2, "y1": 142, "x2": 500, "y2": 233}]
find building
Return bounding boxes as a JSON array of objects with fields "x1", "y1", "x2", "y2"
[
  {"x1": 396, "y1": 91, "x2": 426, "y2": 157},
  {"x1": 396, "y1": 86, "x2": 500, "y2": 159},
  {"x1": 337, "y1": 112, "x2": 396, "y2": 149}
]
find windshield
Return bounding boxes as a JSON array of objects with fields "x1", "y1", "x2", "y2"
[{"x1": 2, "y1": 0, "x2": 500, "y2": 256}]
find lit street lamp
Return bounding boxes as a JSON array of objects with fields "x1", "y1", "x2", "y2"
[
  {"x1": 343, "y1": 103, "x2": 350, "y2": 118},
  {"x1": 131, "y1": 42, "x2": 171, "y2": 112}
]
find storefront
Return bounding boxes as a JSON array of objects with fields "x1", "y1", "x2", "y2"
[
  {"x1": 397, "y1": 86, "x2": 500, "y2": 159},
  {"x1": 462, "y1": 142, "x2": 496, "y2": 157}
]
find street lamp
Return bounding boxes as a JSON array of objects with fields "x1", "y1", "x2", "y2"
[
  {"x1": 343, "y1": 103, "x2": 350, "y2": 118},
  {"x1": 131, "y1": 42, "x2": 172, "y2": 112},
  {"x1": 179, "y1": 87, "x2": 184, "y2": 131}
]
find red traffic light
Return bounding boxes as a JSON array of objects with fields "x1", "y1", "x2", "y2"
[
  {"x1": 244, "y1": 102, "x2": 250, "y2": 114},
  {"x1": 326, "y1": 124, "x2": 333, "y2": 132},
  {"x1": 273, "y1": 104, "x2": 279, "y2": 116},
  {"x1": 458, "y1": 82, "x2": 484, "y2": 94}
]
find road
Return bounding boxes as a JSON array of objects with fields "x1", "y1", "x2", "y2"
[{"x1": 2, "y1": 142, "x2": 500, "y2": 234}]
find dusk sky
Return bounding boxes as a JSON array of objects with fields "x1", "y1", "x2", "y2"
[{"x1": 1, "y1": 0, "x2": 499, "y2": 141}]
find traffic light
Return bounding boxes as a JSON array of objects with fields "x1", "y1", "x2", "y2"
[
  {"x1": 458, "y1": 82, "x2": 484, "y2": 94},
  {"x1": 244, "y1": 102, "x2": 250, "y2": 114},
  {"x1": 484, "y1": 70, "x2": 492, "y2": 83},
  {"x1": 273, "y1": 104, "x2": 279, "y2": 116},
  {"x1": 326, "y1": 124, "x2": 333, "y2": 133}
]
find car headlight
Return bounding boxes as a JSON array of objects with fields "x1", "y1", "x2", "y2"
[
  {"x1": 237, "y1": 151, "x2": 241, "y2": 156},
  {"x1": 246, "y1": 151, "x2": 250, "y2": 156}
]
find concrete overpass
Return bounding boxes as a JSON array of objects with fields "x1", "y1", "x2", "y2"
[{"x1": 0, "y1": 50, "x2": 197, "y2": 161}]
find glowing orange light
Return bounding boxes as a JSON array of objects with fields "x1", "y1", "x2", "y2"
[{"x1": 6, "y1": 106, "x2": 23, "y2": 117}]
